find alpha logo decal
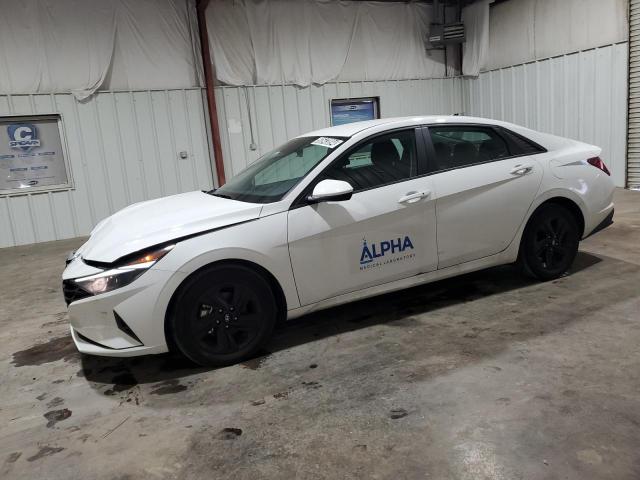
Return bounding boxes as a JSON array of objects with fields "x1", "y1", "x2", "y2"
[
  {"x1": 359, "y1": 236, "x2": 415, "y2": 271},
  {"x1": 8, "y1": 124, "x2": 40, "y2": 152}
]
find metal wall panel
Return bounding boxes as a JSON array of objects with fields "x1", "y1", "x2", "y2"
[
  {"x1": 215, "y1": 78, "x2": 465, "y2": 178},
  {"x1": 464, "y1": 42, "x2": 629, "y2": 187},
  {"x1": 628, "y1": 0, "x2": 640, "y2": 187},
  {"x1": 0, "y1": 89, "x2": 214, "y2": 248}
]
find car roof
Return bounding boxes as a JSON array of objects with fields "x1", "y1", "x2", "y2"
[
  {"x1": 297, "y1": 115, "x2": 584, "y2": 152},
  {"x1": 298, "y1": 115, "x2": 502, "y2": 138}
]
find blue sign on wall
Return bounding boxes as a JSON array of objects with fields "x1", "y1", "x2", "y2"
[{"x1": 330, "y1": 97, "x2": 380, "y2": 126}]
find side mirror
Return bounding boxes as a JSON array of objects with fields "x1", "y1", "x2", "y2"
[{"x1": 307, "y1": 179, "x2": 353, "y2": 204}]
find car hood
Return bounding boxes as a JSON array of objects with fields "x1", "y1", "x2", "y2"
[{"x1": 77, "y1": 191, "x2": 263, "y2": 263}]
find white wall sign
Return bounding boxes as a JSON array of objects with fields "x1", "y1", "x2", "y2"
[{"x1": 0, "y1": 115, "x2": 72, "y2": 195}]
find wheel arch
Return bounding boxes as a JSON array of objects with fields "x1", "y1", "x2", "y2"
[
  {"x1": 506, "y1": 192, "x2": 587, "y2": 263},
  {"x1": 534, "y1": 196, "x2": 585, "y2": 238},
  {"x1": 515, "y1": 195, "x2": 585, "y2": 279},
  {"x1": 163, "y1": 259, "x2": 288, "y2": 352}
]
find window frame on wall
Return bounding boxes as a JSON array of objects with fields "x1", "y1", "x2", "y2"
[
  {"x1": 329, "y1": 97, "x2": 381, "y2": 126},
  {"x1": 0, "y1": 114, "x2": 74, "y2": 197},
  {"x1": 423, "y1": 124, "x2": 547, "y2": 174}
]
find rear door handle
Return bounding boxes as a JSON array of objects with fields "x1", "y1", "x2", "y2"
[
  {"x1": 510, "y1": 164, "x2": 534, "y2": 176},
  {"x1": 398, "y1": 190, "x2": 430, "y2": 204}
]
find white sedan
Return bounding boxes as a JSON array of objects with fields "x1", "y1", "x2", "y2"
[{"x1": 62, "y1": 116, "x2": 615, "y2": 366}]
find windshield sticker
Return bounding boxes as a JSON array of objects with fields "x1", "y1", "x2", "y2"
[{"x1": 311, "y1": 137, "x2": 344, "y2": 149}]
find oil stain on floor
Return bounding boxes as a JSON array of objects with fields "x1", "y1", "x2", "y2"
[
  {"x1": 150, "y1": 379, "x2": 188, "y2": 395},
  {"x1": 11, "y1": 335, "x2": 77, "y2": 367},
  {"x1": 43, "y1": 408, "x2": 72, "y2": 428}
]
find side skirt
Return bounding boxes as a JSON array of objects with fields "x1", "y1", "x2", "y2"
[{"x1": 286, "y1": 250, "x2": 514, "y2": 320}]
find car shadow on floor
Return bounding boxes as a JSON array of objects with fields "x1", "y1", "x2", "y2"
[{"x1": 80, "y1": 251, "x2": 603, "y2": 387}]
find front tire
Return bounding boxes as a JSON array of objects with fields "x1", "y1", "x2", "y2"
[
  {"x1": 169, "y1": 264, "x2": 277, "y2": 367},
  {"x1": 519, "y1": 204, "x2": 580, "y2": 281}
]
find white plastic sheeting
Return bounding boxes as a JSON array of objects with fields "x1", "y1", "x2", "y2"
[
  {"x1": 485, "y1": 0, "x2": 628, "y2": 71},
  {"x1": 463, "y1": 43, "x2": 628, "y2": 187},
  {"x1": 461, "y1": 0, "x2": 491, "y2": 77},
  {"x1": 104, "y1": 0, "x2": 203, "y2": 93},
  {"x1": 0, "y1": 1, "x2": 115, "y2": 100},
  {"x1": 0, "y1": 0, "x2": 202, "y2": 100},
  {"x1": 207, "y1": 0, "x2": 453, "y2": 86}
]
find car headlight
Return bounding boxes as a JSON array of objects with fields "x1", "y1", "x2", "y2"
[{"x1": 74, "y1": 244, "x2": 174, "y2": 296}]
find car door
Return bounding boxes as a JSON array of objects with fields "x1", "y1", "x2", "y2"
[
  {"x1": 427, "y1": 125, "x2": 545, "y2": 269},
  {"x1": 287, "y1": 127, "x2": 438, "y2": 306}
]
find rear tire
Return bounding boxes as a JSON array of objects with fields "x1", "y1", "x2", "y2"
[
  {"x1": 169, "y1": 264, "x2": 277, "y2": 367},
  {"x1": 519, "y1": 204, "x2": 580, "y2": 281}
]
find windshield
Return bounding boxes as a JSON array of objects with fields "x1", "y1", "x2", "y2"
[{"x1": 212, "y1": 136, "x2": 346, "y2": 203}]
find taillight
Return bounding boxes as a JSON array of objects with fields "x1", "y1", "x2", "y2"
[{"x1": 587, "y1": 157, "x2": 611, "y2": 176}]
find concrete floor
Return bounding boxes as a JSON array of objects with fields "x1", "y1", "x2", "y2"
[{"x1": 1, "y1": 189, "x2": 639, "y2": 480}]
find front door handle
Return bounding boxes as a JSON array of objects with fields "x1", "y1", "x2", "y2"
[
  {"x1": 398, "y1": 190, "x2": 430, "y2": 204},
  {"x1": 510, "y1": 164, "x2": 534, "y2": 176}
]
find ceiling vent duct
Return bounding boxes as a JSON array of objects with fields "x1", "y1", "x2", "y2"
[{"x1": 428, "y1": 22, "x2": 466, "y2": 47}]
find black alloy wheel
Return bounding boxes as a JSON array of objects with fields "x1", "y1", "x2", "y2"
[
  {"x1": 170, "y1": 264, "x2": 277, "y2": 366},
  {"x1": 520, "y1": 204, "x2": 580, "y2": 281}
]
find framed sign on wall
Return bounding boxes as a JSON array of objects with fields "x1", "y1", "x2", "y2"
[
  {"x1": 0, "y1": 114, "x2": 73, "y2": 195},
  {"x1": 330, "y1": 97, "x2": 380, "y2": 126}
]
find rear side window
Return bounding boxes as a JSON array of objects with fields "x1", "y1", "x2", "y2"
[
  {"x1": 498, "y1": 128, "x2": 546, "y2": 155},
  {"x1": 429, "y1": 126, "x2": 509, "y2": 171}
]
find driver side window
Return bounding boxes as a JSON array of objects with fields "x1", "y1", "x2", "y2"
[{"x1": 320, "y1": 129, "x2": 417, "y2": 192}]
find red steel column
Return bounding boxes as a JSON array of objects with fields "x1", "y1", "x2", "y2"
[{"x1": 197, "y1": 0, "x2": 226, "y2": 186}]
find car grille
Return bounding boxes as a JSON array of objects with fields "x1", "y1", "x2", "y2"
[{"x1": 62, "y1": 280, "x2": 91, "y2": 306}]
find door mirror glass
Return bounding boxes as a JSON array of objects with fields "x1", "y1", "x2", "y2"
[{"x1": 307, "y1": 179, "x2": 353, "y2": 203}]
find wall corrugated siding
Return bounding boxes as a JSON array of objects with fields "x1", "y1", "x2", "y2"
[
  {"x1": 628, "y1": 0, "x2": 640, "y2": 188},
  {"x1": 215, "y1": 78, "x2": 465, "y2": 178},
  {"x1": 0, "y1": 89, "x2": 214, "y2": 248},
  {"x1": 464, "y1": 43, "x2": 629, "y2": 187}
]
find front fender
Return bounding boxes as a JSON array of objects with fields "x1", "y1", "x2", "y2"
[{"x1": 153, "y1": 212, "x2": 300, "y2": 321}]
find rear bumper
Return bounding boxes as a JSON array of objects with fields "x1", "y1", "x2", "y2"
[{"x1": 584, "y1": 208, "x2": 614, "y2": 239}]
